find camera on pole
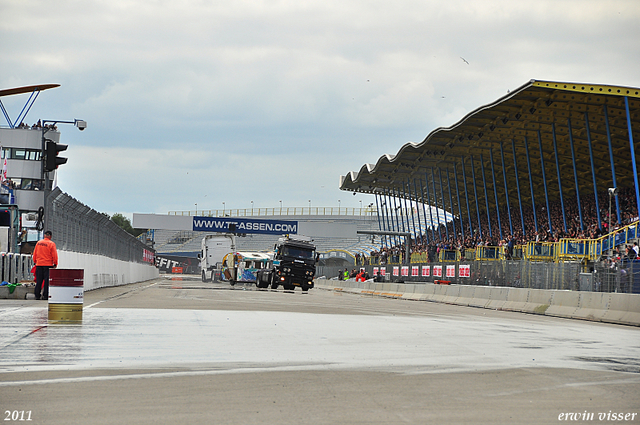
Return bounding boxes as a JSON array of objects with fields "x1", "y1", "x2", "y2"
[{"x1": 45, "y1": 140, "x2": 68, "y2": 172}]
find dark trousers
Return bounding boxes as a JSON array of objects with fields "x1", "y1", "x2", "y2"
[{"x1": 35, "y1": 266, "x2": 52, "y2": 300}]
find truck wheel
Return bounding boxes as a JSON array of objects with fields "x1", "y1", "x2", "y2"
[
  {"x1": 301, "y1": 284, "x2": 309, "y2": 292},
  {"x1": 270, "y1": 275, "x2": 279, "y2": 290},
  {"x1": 256, "y1": 272, "x2": 266, "y2": 288}
]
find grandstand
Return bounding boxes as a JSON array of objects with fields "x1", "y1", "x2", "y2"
[{"x1": 340, "y1": 80, "x2": 639, "y2": 252}]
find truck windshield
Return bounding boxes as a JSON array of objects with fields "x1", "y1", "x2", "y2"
[{"x1": 281, "y1": 246, "x2": 315, "y2": 259}]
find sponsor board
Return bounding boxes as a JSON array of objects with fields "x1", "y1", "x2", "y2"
[
  {"x1": 193, "y1": 216, "x2": 298, "y2": 235},
  {"x1": 446, "y1": 265, "x2": 456, "y2": 278}
]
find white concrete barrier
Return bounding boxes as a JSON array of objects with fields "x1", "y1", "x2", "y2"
[
  {"x1": 469, "y1": 286, "x2": 491, "y2": 308},
  {"x1": 486, "y1": 287, "x2": 510, "y2": 310},
  {"x1": 431, "y1": 284, "x2": 448, "y2": 303},
  {"x1": 603, "y1": 293, "x2": 640, "y2": 326},
  {"x1": 453, "y1": 285, "x2": 476, "y2": 307},
  {"x1": 312, "y1": 278, "x2": 639, "y2": 326},
  {"x1": 545, "y1": 290, "x2": 580, "y2": 319},
  {"x1": 572, "y1": 292, "x2": 610, "y2": 322},
  {"x1": 502, "y1": 287, "x2": 530, "y2": 312},
  {"x1": 58, "y1": 250, "x2": 159, "y2": 291},
  {"x1": 522, "y1": 288, "x2": 553, "y2": 314}
]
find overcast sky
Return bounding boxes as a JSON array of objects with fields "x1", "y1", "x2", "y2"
[{"x1": 2, "y1": 0, "x2": 639, "y2": 218}]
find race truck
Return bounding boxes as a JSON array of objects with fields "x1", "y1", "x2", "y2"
[
  {"x1": 220, "y1": 251, "x2": 272, "y2": 285},
  {"x1": 255, "y1": 234, "x2": 317, "y2": 291}
]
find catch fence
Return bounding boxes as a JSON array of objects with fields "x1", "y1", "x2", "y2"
[
  {"x1": 317, "y1": 259, "x2": 639, "y2": 294},
  {"x1": 45, "y1": 188, "x2": 154, "y2": 264}
]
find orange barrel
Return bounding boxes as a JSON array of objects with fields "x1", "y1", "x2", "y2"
[{"x1": 48, "y1": 269, "x2": 84, "y2": 323}]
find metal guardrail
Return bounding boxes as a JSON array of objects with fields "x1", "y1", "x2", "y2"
[
  {"x1": 525, "y1": 242, "x2": 556, "y2": 262},
  {"x1": 589, "y1": 221, "x2": 639, "y2": 260},
  {"x1": 0, "y1": 252, "x2": 33, "y2": 284}
]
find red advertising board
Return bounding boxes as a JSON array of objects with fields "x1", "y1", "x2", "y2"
[{"x1": 422, "y1": 265, "x2": 430, "y2": 277}]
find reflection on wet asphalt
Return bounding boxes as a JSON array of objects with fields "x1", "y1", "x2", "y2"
[{"x1": 1, "y1": 301, "x2": 639, "y2": 375}]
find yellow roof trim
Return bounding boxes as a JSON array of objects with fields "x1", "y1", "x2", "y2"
[{"x1": 532, "y1": 80, "x2": 640, "y2": 98}]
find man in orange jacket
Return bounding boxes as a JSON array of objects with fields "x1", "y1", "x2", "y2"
[{"x1": 32, "y1": 230, "x2": 58, "y2": 300}]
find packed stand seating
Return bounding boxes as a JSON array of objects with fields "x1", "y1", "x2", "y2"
[{"x1": 367, "y1": 188, "x2": 639, "y2": 264}]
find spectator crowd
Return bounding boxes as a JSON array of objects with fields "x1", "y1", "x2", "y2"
[{"x1": 367, "y1": 187, "x2": 639, "y2": 264}]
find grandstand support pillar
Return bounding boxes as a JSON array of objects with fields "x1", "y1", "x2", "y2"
[
  {"x1": 404, "y1": 180, "x2": 418, "y2": 241},
  {"x1": 446, "y1": 168, "x2": 457, "y2": 239},
  {"x1": 419, "y1": 178, "x2": 432, "y2": 243},
  {"x1": 585, "y1": 111, "x2": 602, "y2": 230},
  {"x1": 568, "y1": 117, "x2": 584, "y2": 231},
  {"x1": 489, "y1": 148, "x2": 503, "y2": 240},
  {"x1": 390, "y1": 189, "x2": 403, "y2": 245},
  {"x1": 411, "y1": 179, "x2": 423, "y2": 242},
  {"x1": 438, "y1": 168, "x2": 449, "y2": 240},
  {"x1": 511, "y1": 139, "x2": 526, "y2": 236},
  {"x1": 537, "y1": 131, "x2": 553, "y2": 234},
  {"x1": 469, "y1": 156, "x2": 483, "y2": 239},
  {"x1": 624, "y1": 96, "x2": 640, "y2": 221},
  {"x1": 374, "y1": 193, "x2": 386, "y2": 248},
  {"x1": 453, "y1": 163, "x2": 465, "y2": 240},
  {"x1": 392, "y1": 187, "x2": 407, "y2": 248},
  {"x1": 400, "y1": 183, "x2": 410, "y2": 239},
  {"x1": 604, "y1": 105, "x2": 621, "y2": 224},
  {"x1": 460, "y1": 158, "x2": 473, "y2": 236},
  {"x1": 479, "y1": 154, "x2": 493, "y2": 239},
  {"x1": 394, "y1": 186, "x2": 407, "y2": 236},
  {"x1": 384, "y1": 190, "x2": 397, "y2": 247},
  {"x1": 423, "y1": 174, "x2": 437, "y2": 241},
  {"x1": 524, "y1": 136, "x2": 538, "y2": 234},
  {"x1": 552, "y1": 123, "x2": 568, "y2": 233},
  {"x1": 382, "y1": 189, "x2": 394, "y2": 246},
  {"x1": 500, "y1": 142, "x2": 514, "y2": 235},
  {"x1": 431, "y1": 168, "x2": 443, "y2": 240}
]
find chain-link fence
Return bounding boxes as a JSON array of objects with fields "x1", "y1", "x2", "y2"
[
  {"x1": 593, "y1": 260, "x2": 640, "y2": 293},
  {"x1": 45, "y1": 188, "x2": 153, "y2": 264},
  {"x1": 320, "y1": 259, "x2": 639, "y2": 293}
]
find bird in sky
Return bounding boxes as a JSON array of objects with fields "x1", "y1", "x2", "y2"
[{"x1": 460, "y1": 57, "x2": 469, "y2": 65}]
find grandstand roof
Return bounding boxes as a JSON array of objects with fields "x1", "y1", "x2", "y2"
[
  {"x1": 340, "y1": 79, "x2": 640, "y2": 215},
  {"x1": 0, "y1": 84, "x2": 60, "y2": 98}
]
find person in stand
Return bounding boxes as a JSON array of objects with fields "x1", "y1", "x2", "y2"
[{"x1": 32, "y1": 230, "x2": 58, "y2": 300}]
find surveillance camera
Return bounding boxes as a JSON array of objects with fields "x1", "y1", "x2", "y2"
[{"x1": 75, "y1": 120, "x2": 87, "y2": 131}]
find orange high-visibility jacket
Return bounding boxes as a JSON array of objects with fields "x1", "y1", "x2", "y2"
[{"x1": 33, "y1": 238, "x2": 58, "y2": 267}]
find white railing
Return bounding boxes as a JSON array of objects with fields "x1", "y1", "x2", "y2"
[{"x1": 168, "y1": 207, "x2": 378, "y2": 217}]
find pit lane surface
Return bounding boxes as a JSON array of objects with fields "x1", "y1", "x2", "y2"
[{"x1": 1, "y1": 276, "x2": 639, "y2": 425}]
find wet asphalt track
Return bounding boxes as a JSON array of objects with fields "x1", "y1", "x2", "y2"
[{"x1": 1, "y1": 275, "x2": 639, "y2": 425}]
